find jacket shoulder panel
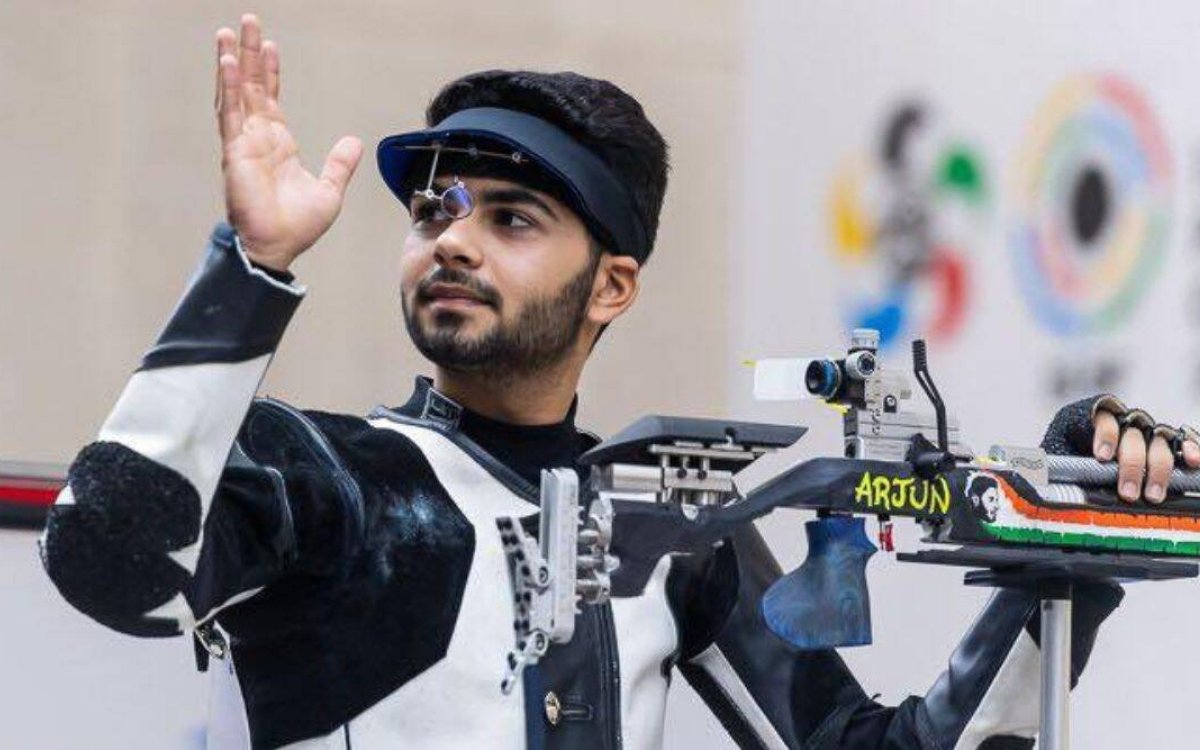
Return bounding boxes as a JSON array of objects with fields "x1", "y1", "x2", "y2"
[{"x1": 219, "y1": 401, "x2": 478, "y2": 749}]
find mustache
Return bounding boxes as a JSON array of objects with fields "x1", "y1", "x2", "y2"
[{"x1": 414, "y1": 267, "x2": 502, "y2": 308}]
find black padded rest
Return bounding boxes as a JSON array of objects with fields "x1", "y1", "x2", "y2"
[{"x1": 579, "y1": 415, "x2": 806, "y2": 468}]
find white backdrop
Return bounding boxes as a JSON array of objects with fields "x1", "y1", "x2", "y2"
[
  {"x1": 735, "y1": 2, "x2": 1200, "y2": 748},
  {"x1": 9, "y1": 3, "x2": 1200, "y2": 749}
]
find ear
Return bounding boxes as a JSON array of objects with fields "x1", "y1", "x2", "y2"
[{"x1": 587, "y1": 254, "x2": 641, "y2": 326}]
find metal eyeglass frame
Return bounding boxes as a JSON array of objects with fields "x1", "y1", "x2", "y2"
[{"x1": 405, "y1": 142, "x2": 528, "y2": 221}]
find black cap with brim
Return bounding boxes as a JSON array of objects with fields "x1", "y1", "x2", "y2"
[{"x1": 377, "y1": 107, "x2": 649, "y2": 263}]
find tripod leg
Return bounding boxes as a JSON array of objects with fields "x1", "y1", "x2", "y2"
[{"x1": 1040, "y1": 585, "x2": 1072, "y2": 750}]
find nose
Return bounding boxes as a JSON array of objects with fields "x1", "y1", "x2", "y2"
[{"x1": 432, "y1": 216, "x2": 483, "y2": 271}]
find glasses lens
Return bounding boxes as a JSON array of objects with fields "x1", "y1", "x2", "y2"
[{"x1": 441, "y1": 184, "x2": 474, "y2": 219}]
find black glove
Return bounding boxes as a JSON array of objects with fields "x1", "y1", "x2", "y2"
[{"x1": 1042, "y1": 393, "x2": 1198, "y2": 466}]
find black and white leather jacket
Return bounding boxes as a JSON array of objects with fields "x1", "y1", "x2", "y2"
[{"x1": 40, "y1": 224, "x2": 1122, "y2": 749}]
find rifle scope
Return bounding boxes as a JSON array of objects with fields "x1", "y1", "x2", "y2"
[{"x1": 804, "y1": 351, "x2": 876, "y2": 399}]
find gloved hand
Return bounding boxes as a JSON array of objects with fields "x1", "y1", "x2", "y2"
[{"x1": 1042, "y1": 394, "x2": 1200, "y2": 504}]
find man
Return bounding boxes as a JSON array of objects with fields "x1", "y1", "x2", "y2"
[
  {"x1": 966, "y1": 473, "x2": 1002, "y2": 524},
  {"x1": 39, "y1": 14, "x2": 1200, "y2": 750}
]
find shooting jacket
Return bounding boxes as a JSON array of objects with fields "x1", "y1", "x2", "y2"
[{"x1": 40, "y1": 223, "x2": 1122, "y2": 750}]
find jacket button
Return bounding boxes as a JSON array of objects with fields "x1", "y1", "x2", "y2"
[{"x1": 544, "y1": 691, "x2": 562, "y2": 726}]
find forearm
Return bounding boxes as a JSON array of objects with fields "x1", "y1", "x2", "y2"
[
  {"x1": 880, "y1": 583, "x2": 1120, "y2": 749},
  {"x1": 674, "y1": 528, "x2": 1122, "y2": 749},
  {"x1": 39, "y1": 223, "x2": 303, "y2": 636}
]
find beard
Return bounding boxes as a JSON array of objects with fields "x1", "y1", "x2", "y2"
[{"x1": 402, "y1": 256, "x2": 599, "y2": 381}]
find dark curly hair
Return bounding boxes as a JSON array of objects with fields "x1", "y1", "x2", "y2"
[
  {"x1": 425, "y1": 70, "x2": 670, "y2": 263},
  {"x1": 967, "y1": 473, "x2": 1000, "y2": 501}
]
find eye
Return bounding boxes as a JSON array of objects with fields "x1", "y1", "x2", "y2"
[
  {"x1": 494, "y1": 209, "x2": 535, "y2": 230},
  {"x1": 411, "y1": 198, "x2": 451, "y2": 228}
]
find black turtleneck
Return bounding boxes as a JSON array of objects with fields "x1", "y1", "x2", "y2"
[{"x1": 394, "y1": 377, "x2": 594, "y2": 489}]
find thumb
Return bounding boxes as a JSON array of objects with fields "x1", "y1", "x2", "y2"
[{"x1": 319, "y1": 135, "x2": 364, "y2": 198}]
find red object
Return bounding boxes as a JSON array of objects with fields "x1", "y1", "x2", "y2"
[
  {"x1": 878, "y1": 520, "x2": 895, "y2": 552},
  {"x1": 928, "y1": 246, "x2": 968, "y2": 342},
  {"x1": 0, "y1": 462, "x2": 66, "y2": 528},
  {"x1": 0, "y1": 480, "x2": 62, "y2": 506}
]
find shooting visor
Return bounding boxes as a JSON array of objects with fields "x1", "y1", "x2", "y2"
[{"x1": 377, "y1": 107, "x2": 649, "y2": 263}]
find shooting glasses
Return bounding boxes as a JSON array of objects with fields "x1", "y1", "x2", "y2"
[{"x1": 404, "y1": 142, "x2": 528, "y2": 221}]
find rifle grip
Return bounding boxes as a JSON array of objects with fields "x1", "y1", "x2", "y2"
[{"x1": 761, "y1": 516, "x2": 877, "y2": 650}]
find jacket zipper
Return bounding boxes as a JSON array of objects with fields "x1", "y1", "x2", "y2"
[{"x1": 594, "y1": 603, "x2": 622, "y2": 750}]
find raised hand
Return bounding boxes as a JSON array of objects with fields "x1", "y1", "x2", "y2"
[{"x1": 215, "y1": 15, "x2": 363, "y2": 272}]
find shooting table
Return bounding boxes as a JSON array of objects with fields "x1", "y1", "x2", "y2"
[{"x1": 898, "y1": 547, "x2": 1198, "y2": 750}]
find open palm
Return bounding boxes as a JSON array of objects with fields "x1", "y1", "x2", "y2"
[{"x1": 215, "y1": 16, "x2": 362, "y2": 272}]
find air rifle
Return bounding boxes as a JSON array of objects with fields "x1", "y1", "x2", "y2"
[{"x1": 498, "y1": 328, "x2": 1200, "y2": 690}]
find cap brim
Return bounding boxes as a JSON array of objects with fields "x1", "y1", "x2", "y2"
[
  {"x1": 376, "y1": 107, "x2": 648, "y2": 261},
  {"x1": 376, "y1": 127, "x2": 530, "y2": 208}
]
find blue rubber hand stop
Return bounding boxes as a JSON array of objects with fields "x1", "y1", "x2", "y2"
[{"x1": 762, "y1": 515, "x2": 877, "y2": 650}]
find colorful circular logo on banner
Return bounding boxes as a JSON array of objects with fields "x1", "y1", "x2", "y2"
[
  {"x1": 1011, "y1": 74, "x2": 1171, "y2": 336},
  {"x1": 829, "y1": 102, "x2": 988, "y2": 348}
]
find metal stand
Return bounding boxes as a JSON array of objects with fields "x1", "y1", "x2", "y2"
[
  {"x1": 898, "y1": 547, "x2": 1198, "y2": 750},
  {"x1": 1039, "y1": 582, "x2": 1071, "y2": 750}
]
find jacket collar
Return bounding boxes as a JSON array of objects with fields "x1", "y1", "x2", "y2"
[{"x1": 396, "y1": 376, "x2": 579, "y2": 437}]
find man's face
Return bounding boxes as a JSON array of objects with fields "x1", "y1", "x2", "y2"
[
  {"x1": 976, "y1": 485, "x2": 1001, "y2": 522},
  {"x1": 399, "y1": 175, "x2": 599, "y2": 379}
]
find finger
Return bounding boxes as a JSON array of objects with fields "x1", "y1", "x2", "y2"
[
  {"x1": 217, "y1": 53, "x2": 243, "y2": 144},
  {"x1": 1092, "y1": 410, "x2": 1119, "y2": 461},
  {"x1": 319, "y1": 136, "x2": 364, "y2": 198},
  {"x1": 214, "y1": 28, "x2": 237, "y2": 111},
  {"x1": 1116, "y1": 427, "x2": 1147, "y2": 503},
  {"x1": 1184, "y1": 439, "x2": 1200, "y2": 469},
  {"x1": 263, "y1": 40, "x2": 280, "y2": 103},
  {"x1": 1145, "y1": 435, "x2": 1173, "y2": 504},
  {"x1": 238, "y1": 14, "x2": 268, "y2": 111}
]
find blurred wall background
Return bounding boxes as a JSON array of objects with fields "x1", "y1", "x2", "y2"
[
  {"x1": 0, "y1": 1, "x2": 738, "y2": 747},
  {"x1": 6, "y1": 1, "x2": 1200, "y2": 749}
]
